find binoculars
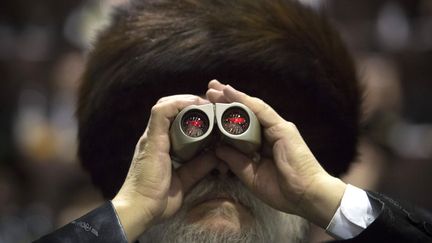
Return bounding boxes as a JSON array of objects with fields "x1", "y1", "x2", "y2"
[{"x1": 170, "y1": 102, "x2": 261, "y2": 163}]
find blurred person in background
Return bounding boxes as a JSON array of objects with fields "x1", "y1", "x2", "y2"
[
  {"x1": 33, "y1": 0, "x2": 432, "y2": 242},
  {"x1": 0, "y1": 1, "x2": 125, "y2": 242}
]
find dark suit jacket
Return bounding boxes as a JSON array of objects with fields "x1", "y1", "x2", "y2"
[
  {"x1": 34, "y1": 192, "x2": 432, "y2": 243},
  {"x1": 331, "y1": 191, "x2": 432, "y2": 243}
]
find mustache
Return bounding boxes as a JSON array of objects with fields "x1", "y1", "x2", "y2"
[{"x1": 182, "y1": 176, "x2": 258, "y2": 214}]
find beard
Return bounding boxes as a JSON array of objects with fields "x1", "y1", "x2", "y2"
[{"x1": 139, "y1": 176, "x2": 309, "y2": 243}]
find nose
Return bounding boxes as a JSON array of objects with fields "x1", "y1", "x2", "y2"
[{"x1": 210, "y1": 161, "x2": 235, "y2": 177}]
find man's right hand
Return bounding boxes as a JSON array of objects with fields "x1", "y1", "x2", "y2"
[{"x1": 111, "y1": 95, "x2": 218, "y2": 242}]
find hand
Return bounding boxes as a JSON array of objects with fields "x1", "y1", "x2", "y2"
[
  {"x1": 206, "y1": 80, "x2": 347, "y2": 228},
  {"x1": 112, "y1": 95, "x2": 218, "y2": 242}
]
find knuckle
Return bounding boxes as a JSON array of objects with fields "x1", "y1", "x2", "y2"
[
  {"x1": 137, "y1": 135, "x2": 147, "y2": 149},
  {"x1": 150, "y1": 103, "x2": 163, "y2": 114},
  {"x1": 285, "y1": 121, "x2": 297, "y2": 131},
  {"x1": 266, "y1": 122, "x2": 296, "y2": 138},
  {"x1": 175, "y1": 98, "x2": 197, "y2": 109},
  {"x1": 156, "y1": 96, "x2": 169, "y2": 104},
  {"x1": 156, "y1": 98, "x2": 164, "y2": 104},
  {"x1": 253, "y1": 98, "x2": 270, "y2": 115},
  {"x1": 268, "y1": 122, "x2": 285, "y2": 134},
  {"x1": 174, "y1": 99, "x2": 187, "y2": 107},
  {"x1": 153, "y1": 96, "x2": 200, "y2": 114},
  {"x1": 253, "y1": 97, "x2": 266, "y2": 107}
]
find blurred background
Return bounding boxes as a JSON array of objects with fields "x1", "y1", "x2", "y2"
[{"x1": 0, "y1": 0, "x2": 431, "y2": 242}]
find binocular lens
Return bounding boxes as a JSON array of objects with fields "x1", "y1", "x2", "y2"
[
  {"x1": 181, "y1": 110, "x2": 209, "y2": 137},
  {"x1": 222, "y1": 107, "x2": 249, "y2": 135}
]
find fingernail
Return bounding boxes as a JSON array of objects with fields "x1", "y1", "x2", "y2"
[
  {"x1": 210, "y1": 79, "x2": 222, "y2": 85},
  {"x1": 224, "y1": 85, "x2": 238, "y2": 101}
]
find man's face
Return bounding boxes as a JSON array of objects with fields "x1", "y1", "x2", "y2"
[{"x1": 139, "y1": 152, "x2": 309, "y2": 243}]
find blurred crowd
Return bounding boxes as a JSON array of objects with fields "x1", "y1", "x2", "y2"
[{"x1": 0, "y1": 0, "x2": 431, "y2": 242}]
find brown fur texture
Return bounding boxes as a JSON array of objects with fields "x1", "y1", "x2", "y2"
[{"x1": 78, "y1": 0, "x2": 361, "y2": 198}]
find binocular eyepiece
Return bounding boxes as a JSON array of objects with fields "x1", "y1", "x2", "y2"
[{"x1": 170, "y1": 102, "x2": 261, "y2": 163}]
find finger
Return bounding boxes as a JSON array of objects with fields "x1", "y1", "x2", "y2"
[
  {"x1": 139, "y1": 95, "x2": 207, "y2": 148},
  {"x1": 176, "y1": 153, "x2": 219, "y2": 193},
  {"x1": 208, "y1": 79, "x2": 226, "y2": 91},
  {"x1": 157, "y1": 94, "x2": 209, "y2": 104},
  {"x1": 206, "y1": 88, "x2": 229, "y2": 103},
  {"x1": 264, "y1": 121, "x2": 313, "y2": 150},
  {"x1": 261, "y1": 139, "x2": 274, "y2": 158},
  {"x1": 215, "y1": 146, "x2": 257, "y2": 189},
  {"x1": 163, "y1": 175, "x2": 183, "y2": 216},
  {"x1": 147, "y1": 96, "x2": 209, "y2": 138},
  {"x1": 222, "y1": 85, "x2": 286, "y2": 128},
  {"x1": 272, "y1": 135, "x2": 324, "y2": 174}
]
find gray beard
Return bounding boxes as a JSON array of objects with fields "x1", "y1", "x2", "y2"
[{"x1": 139, "y1": 177, "x2": 309, "y2": 243}]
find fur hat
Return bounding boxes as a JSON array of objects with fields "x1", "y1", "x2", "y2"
[{"x1": 78, "y1": 0, "x2": 361, "y2": 198}]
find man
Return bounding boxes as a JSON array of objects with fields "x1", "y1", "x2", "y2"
[{"x1": 35, "y1": 0, "x2": 432, "y2": 242}]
